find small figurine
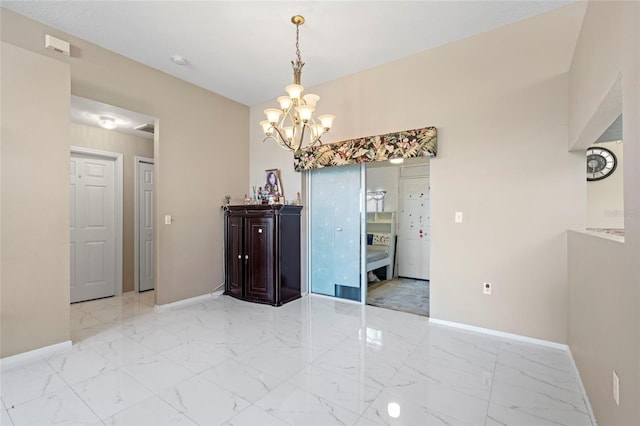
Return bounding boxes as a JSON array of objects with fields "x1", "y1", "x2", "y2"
[{"x1": 224, "y1": 195, "x2": 231, "y2": 206}]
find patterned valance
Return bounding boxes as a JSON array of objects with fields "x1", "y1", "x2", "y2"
[{"x1": 293, "y1": 127, "x2": 437, "y2": 171}]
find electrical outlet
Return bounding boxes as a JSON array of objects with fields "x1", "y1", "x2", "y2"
[
  {"x1": 613, "y1": 370, "x2": 620, "y2": 406},
  {"x1": 483, "y1": 282, "x2": 492, "y2": 295}
]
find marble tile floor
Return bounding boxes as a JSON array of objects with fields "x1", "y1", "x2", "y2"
[{"x1": 0, "y1": 291, "x2": 594, "y2": 425}]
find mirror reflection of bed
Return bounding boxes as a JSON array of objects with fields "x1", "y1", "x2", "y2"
[{"x1": 365, "y1": 158, "x2": 430, "y2": 316}]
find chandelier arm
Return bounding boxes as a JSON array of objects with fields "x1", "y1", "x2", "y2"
[
  {"x1": 307, "y1": 117, "x2": 322, "y2": 145},
  {"x1": 270, "y1": 125, "x2": 294, "y2": 150},
  {"x1": 263, "y1": 134, "x2": 297, "y2": 152},
  {"x1": 298, "y1": 124, "x2": 307, "y2": 150}
]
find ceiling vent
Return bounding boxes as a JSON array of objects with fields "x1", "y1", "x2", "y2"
[{"x1": 135, "y1": 123, "x2": 155, "y2": 134}]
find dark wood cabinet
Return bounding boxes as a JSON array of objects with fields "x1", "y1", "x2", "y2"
[{"x1": 224, "y1": 205, "x2": 302, "y2": 306}]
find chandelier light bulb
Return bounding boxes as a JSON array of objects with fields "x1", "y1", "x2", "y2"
[
  {"x1": 264, "y1": 108, "x2": 282, "y2": 125},
  {"x1": 297, "y1": 105, "x2": 315, "y2": 122},
  {"x1": 303, "y1": 93, "x2": 320, "y2": 108},
  {"x1": 277, "y1": 96, "x2": 292, "y2": 110},
  {"x1": 260, "y1": 120, "x2": 273, "y2": 135},
  {"x1": 285, "y1": 84, "x2": 303, "y2": 101},
  {"x1": 284, "y1": 127, "x2": 294, "y2": 141},
  {"x1": 318, "y1": 115, "x2": 335, "y2": 130}
]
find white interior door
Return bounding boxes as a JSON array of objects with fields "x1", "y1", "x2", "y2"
[
  {"x1": 398, "y1": 177, "x2": 430, "y2": 280},
  {"x1": 70, "y1": 154, "x2": 116, "y2": 302},
  {"x1": 138, "y1": 161, "x2": 154, "y2": 291}
]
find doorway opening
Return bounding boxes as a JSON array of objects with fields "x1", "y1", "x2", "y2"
[
  {"x1": 365, "y1": 158, "x2": 430, "y2": 316},
  {"x1": 305, "y1": 157, "x2": 431, "y2": 316},
  {"x1": 70, "y1": 96, "x2": 156, "y2": 303},
  {"x1": 135, "y1": 157, "x2": 155, "y2": 292}
]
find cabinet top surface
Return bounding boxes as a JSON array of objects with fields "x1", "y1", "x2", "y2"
[{"x1": 224, "y1": 204, "x2": 303, "y2": 213}]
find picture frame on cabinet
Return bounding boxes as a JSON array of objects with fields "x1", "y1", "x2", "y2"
[{"x1": 264, "y1": 169, "x2": 283, "y2": 199}]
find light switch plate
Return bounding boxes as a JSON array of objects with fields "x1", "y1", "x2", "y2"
[
  {"x1": 165, "y1": 215, "x2": 172, "y2": 225},
  {"x1": 455, "y1": 212, "x2": 463, "y2": 223}
]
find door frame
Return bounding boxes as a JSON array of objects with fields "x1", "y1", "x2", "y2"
[
  {"x1": 70, "y1": 146, "x2": 124, "y2": 296},
  {"x1": 134, "y1": 156, "x2": 154, "y2": 292}
]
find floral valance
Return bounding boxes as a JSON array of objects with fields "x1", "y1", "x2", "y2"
[{"x1": 293, "y1": 127, "x2": 437, "y2": 171}]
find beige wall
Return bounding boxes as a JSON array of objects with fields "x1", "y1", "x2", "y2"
[
  {"x1": 1, "y1": 9, "x2": 249, "y2": 356},
  {"x1": 251, "y1": 3, "x2": 586, "y2": 343},
  {"x1": 70, "y1": 123, "x2": 154, "y2": 293},
  {"x1": 586, "y1": 141, "x2": 624, "y2": 229},
  {"x1": 568, "y1": 1, "x2": 640, "y2": 425},
  {"x1": 1, "y1": 42, "x2": 71, "y2": 357}
]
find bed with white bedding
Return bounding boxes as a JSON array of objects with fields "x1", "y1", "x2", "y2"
[{"x1": 366, "y1": 231, "x2": 395, "y2": 280}]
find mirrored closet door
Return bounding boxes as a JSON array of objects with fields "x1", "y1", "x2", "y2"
[{"x1": 308, "y1": 164, "x2": 365, "y2": 301}]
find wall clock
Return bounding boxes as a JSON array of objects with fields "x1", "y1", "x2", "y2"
[{"x1": 586, "y1": 147, "x2": 617, "y2": 181}]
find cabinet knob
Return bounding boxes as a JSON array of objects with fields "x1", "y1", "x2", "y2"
[
  {"x1": 245, "y1": 255, "x2": 249, "y2": 260},
  {"x1": 238, "y1": 255, "x2": 242, "y2": 259},
  {"x1": 258, "y1": 228, "x2": 263, "y2": 234}
]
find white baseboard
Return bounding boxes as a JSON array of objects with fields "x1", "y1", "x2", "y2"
[
  {"x1": 154, "y1": 289, "x2": 224, "y2": 311},
  {"x1": 0, "y1": 340, "x2": 72, "y2": 372},
  {"x1": 568, "y1": 347, "x2": 598, "y2": 425},
  {"x1": 428, "y1": 318, "x2": 568, "y2": 350}
]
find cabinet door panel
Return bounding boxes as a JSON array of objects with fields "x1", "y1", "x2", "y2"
[
  {"x1": 226, "y1": 215, "x2": 243, "y2": 297},
  {"x1": 245, "y1": 216, "x2": 274, "y2": 302}
]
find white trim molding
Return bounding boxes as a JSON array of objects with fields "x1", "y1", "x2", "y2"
[
  {"x1": 428, "y1": 318, "x2": 568, "y2": 350},
  {"x1": 0, "y1": 341, "x2": 72, "y2": 372},
  {"x1": 568, "y1": 348, "x2": 598, "y2": 425},
  {"x1": 70, "y1": 146, "x2": 124, "y2": 297},
  {"x1": 154, "y1": 288, "x2": 224, "y2": 311}
]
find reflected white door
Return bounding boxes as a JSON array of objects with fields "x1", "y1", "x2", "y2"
[
  {"x1": 70, "y1": 154, "x2": 116, "y2": 302},
  {"x1": 398, "y1": 177, "x2": 430, "y2": 279},
  {"x1": 138, "y1": 161, "x2": 154, "y2": 291}
]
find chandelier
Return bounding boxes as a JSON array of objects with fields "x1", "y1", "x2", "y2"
[{"x1": 260, "y1": 15, "x2": 335, "y2": 153}]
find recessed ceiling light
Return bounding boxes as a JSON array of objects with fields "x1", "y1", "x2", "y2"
[
  {"x1": 98, "y1": 116, "x2": 117, "y2": 130},
  {"x1": 171, "y1": 55, "x2": 188, "y2": 65}
]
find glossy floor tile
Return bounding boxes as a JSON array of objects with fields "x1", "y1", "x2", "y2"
[{"x1": 0, "y1": 291, "x2": 594, "y2": 425}]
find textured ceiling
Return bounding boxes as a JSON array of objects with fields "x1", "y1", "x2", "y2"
[{"x1": 3, "y1": 1, "x2": 574, "y2": 106}]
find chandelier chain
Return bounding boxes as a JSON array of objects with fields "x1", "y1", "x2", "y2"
[{"x1": 295, "y1": 24, "x2": 301, "y2": 65}]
